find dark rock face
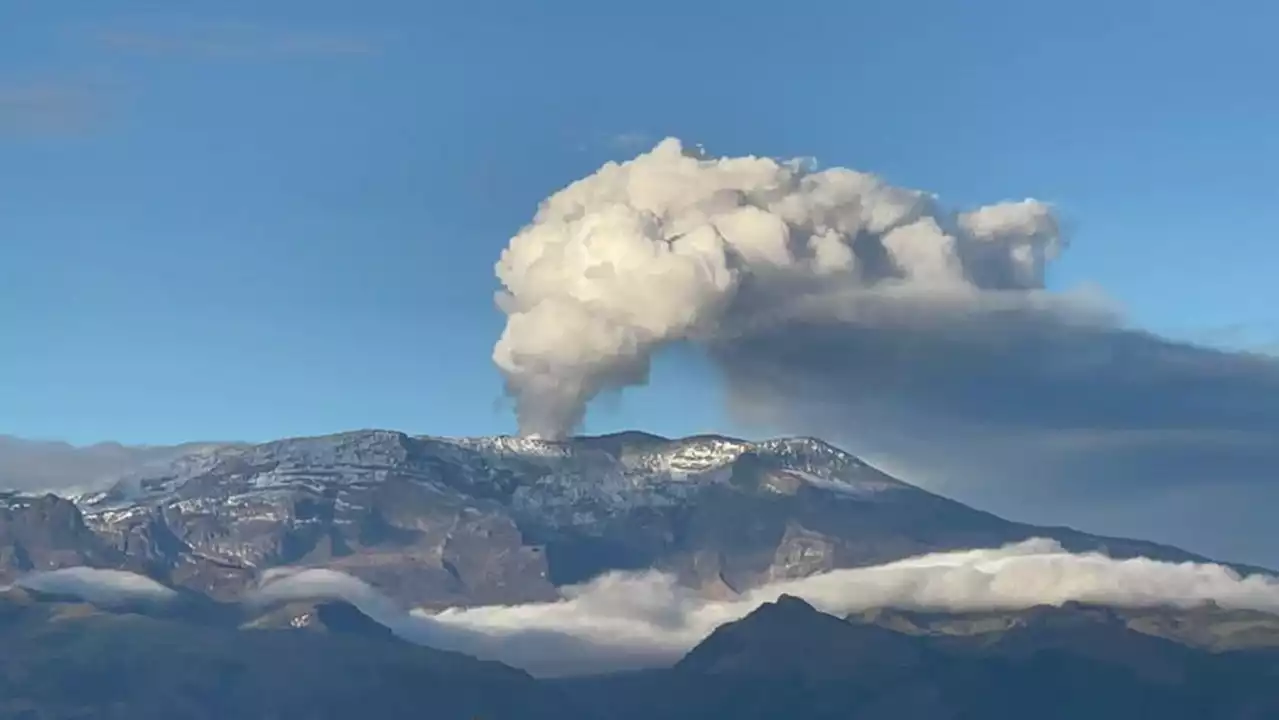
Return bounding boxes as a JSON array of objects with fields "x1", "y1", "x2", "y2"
[
  {"x1": 677, "y1": 594, "x2": 926, "y2": 677},
  {"x1": 0, "y1": 493, "x2": 125, "y2": 574},
  {"x1": 0, "y1": 582, "x2": 1275, "y2": 720},
  {"x1": 0, "y1": 430, "x2": 1246, "y2": 607},
  {"x1": 561, "y1": 599, "x2": 1280, "y2": 720},
  {"x1": 0, "y1": 591, "x2": 578, "y2": 720},
  {"x1": 244, "y1": 599, "x2": 402, "y2": 641}
]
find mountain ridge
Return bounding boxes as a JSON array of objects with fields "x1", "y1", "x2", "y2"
[
  {"x1": 1, "y1": 429, "x2": 1270, "y2": 610},
  {"x1": 555, "y1": 596, "x2": 1278, "y2": 720},
  {"x1": 2, "y1": 583, "x2": 1274, "y2": 719}
]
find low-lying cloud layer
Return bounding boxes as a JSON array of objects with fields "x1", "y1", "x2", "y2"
[
  {"x1": 255, "y1": 540, "x2": 1278, "y2": 676},
  {"x1": 6, "y1": 567, "x2": 176, "y2": 605},
  {"x1": 491, "y1": 139, "x2": 1278, "y2": 565}
]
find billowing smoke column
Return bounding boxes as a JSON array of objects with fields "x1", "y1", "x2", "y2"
[{"x1": 493, "y1": 138, "x2": 1061, "y2": 438}]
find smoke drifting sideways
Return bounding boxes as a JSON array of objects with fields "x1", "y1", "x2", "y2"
[
  {"x1": 243, "y1": 541, "x2": 1279, "y2": 676},
  {"x1": 492, "y1": 139, "x2": 1279, "y2": 566},
  {"x1": 493, "y1": 137, "x2": 1070, "y2": 438}
]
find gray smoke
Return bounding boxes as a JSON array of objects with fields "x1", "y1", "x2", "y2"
[
  {"x1": 493, "y1": 138, "x2": 1071, "y2": 438},
  {"x1": 492, "y1": 139, "x2": 1277, "y2": 565}
]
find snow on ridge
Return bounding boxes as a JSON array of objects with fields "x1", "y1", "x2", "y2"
[
  {"x1": 63, "y1": 430, "x2": 885, "y2": 520},
  {"x1": 618, "y1": 437, "x2": 750, "y2": 477},
  {"x1": 442, "y1": 434, "x2": 574, "y2": 459}
]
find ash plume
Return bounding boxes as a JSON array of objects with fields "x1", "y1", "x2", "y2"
[
  {"x1": 492, "y1": 139, "x2": 1277, "y2": 564},
  {"x1": 493, "y1": 138, "x2": 1069, "y2": 438}
]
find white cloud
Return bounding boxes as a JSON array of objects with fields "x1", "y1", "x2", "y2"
[
  {"x1": 8, "y1": 567, "x2": 176, "y2": 605},
  {"x1": 11, "y1": 543, "x2": 1271, "y2": 677},
  {"x1": 238, "y1": 540, "x2": 1280, "y2": 677},
  {"x1": 250, "y1": 566, "x2": 406, "y2": 623}
]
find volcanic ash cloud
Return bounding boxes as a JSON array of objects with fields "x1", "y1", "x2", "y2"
[{"x1": 492, "y1": 138, "x2": 1063, "y2": 438}]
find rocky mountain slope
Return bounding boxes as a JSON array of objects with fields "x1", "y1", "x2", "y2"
[
  {"x1": 1, "y1": 586, "x2": 1274, "y2": 720},
  {"x1": 0, "y1": 429, "x2": 1253, "y2": 607},
  {"x1": 562, "y1": 596, "x2": 1278, "y2": 720},
  {"x1": 0, "y1": 587, "x2": 575, "y2": 720}
]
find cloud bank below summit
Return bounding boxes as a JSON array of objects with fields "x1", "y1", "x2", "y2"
[
  {"x1": 415, "y1": 540, "x2": 1278, "y2": 675},
  {"x1": 18, "y1": 540, "x2": 1269, "y2": 677},
  {"x1": 7, "y1": 567, "x2": 176, "y2": 605},
  {"x1": 490, "y1": 139, "x2": 1278, "y2": 565}
]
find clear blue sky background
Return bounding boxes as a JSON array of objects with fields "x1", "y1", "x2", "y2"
[{"x1": 2, "y1": 0, "x2": 1275, "y2": 446}]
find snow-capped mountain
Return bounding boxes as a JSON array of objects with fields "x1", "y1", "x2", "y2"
[
  {"x1": 79, "y1": 430, "x2": 903, "y2": 517},
  {"x1": 0, "y1": 430, "x2": 1224, "y2": 607}
]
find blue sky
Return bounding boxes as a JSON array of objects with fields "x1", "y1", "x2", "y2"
[{"x1": 2, "y1": 0, "x2": 1275, "y2": 446}]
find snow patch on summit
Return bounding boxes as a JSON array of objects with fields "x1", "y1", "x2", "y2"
[{"x1": 69, "y1": 431, "x2": 907, "y2": 538}]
